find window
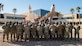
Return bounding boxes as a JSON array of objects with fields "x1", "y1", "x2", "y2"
[
  {"x1": 63, "y1": 17, "x2": 72, "y2": 19},
  {"x1": 0, "y1": 14, "x2": 4, "y2": 18},
  {"x1": 7, "y1": 16, "x2": 24, "y2": 20},
  {"x1": 66, "y1": 17, "x2": 72, "y2": 19},
  {"x1": 77, "y1": 14, "x2": 82, "y2": 18},
  {"x1": 53, "y1": 18, "x2": 58, "y2": 20},
  {"x1": 77, "y1": 14, "x2": 79, "y2": 19},
  {"x1": 7, "y1": 16, "x2": 14, "y2": 19},
  {"x1": 58, "y1": 18, "x2": 64, "y2": 20},
  {"x1": 80, "y1": 14, "x2": 82, "y2": 18},
  {"x1": 15, "y1": 17, "x2": 23, "y2": 20}
]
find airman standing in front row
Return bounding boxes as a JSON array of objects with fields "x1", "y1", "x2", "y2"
[
  {"x1": 65, "y1": 22, "x2": 70, "y2": 39},
  {"x1": 74, "y1": 23, "x2": 80, "y2": 41}
]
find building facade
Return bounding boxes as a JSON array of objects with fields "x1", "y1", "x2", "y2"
[
  {"x1": 0, "y1": 13, "x2": 26, "y2": 23},
  {"x1": 33, "y1": 9, "x2": 50, "y2": 17}
]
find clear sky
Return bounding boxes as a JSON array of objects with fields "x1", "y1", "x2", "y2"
[{"x1": 0, "y1": 0, "x2": 82, "y2": 14}]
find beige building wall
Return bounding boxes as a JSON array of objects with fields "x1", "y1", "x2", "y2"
[
  {"x1": 0, "y1": 13, "x2": 26, "y2": 23},
  {"x1": 63, "y1": 14, "x2": 82, "y2": 22}
]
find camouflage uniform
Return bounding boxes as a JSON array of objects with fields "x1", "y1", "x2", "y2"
[
  {"x1": 57, "y1": 24, "x2": 63, "y2": 38},
  {"x1": 37, "y1": 25, "x2": 44, "y2": 38},
  {"x1": 16, "y1": 23, "x2": 24, "y2": 41},
  {"x1": 24, "y1": 24, "x2": 30, "y2": 41},
  {"x1": 31, "y1": 24, "x2": 37, "y2": 38},
  {"x1": 65, "y1": 24, "x2": 70, "y2": 38},
  {"x1": 49, "y1": 24, "x2": 56, "y2": 38},
  {"x1": 10, "y1": 22, "x2": 17, "y2": 41},
  {"x1": 69, "y1": 24, "x2": 73, "y2": 38},
  {"x1": 74, "y1": 24, "x2": 80, "y2": 40},
  {"x1": 2, "y1": 22, "x2": 10, "y2": 42},
  {"x1": 44, "y1": 24, "x2": 50, "y2": 39}
]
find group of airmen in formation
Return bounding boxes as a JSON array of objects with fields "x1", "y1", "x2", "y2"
[{"x1": 2, "y1": 21, "x2": 80, "y2": 42}]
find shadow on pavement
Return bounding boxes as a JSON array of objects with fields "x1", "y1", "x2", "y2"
[{"x1": 7, "y1": 38, "x2": 82, "y2": 46}]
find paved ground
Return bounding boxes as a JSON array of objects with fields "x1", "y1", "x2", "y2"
[{"x1": 0, "y1": 26, "x2": 82, "y2": 46}]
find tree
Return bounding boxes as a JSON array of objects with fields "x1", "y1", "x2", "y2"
[
  {"x1": 13, "y1": 8, "x2": 17, "y2": 22},
  {"x1": 76, "y1": 6, "x2": 81, "y2": 25},
  {"x1": 70, "y1": 8, "x2": 74, "y2": 23}
]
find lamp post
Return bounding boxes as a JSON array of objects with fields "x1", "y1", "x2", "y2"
[
  {"x1": 13, "y1": 8, "x2": 17, "y2": 22},
  {"x1": 76, "y1": 7, "x2": 81, "y2": 25},
  {"x1": 0, "y1": 3, "x2": 4, "y2": 13}
]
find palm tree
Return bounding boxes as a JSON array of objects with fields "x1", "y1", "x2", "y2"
[
  {"x1": 70, "y1": 8, "x2": 74, "y2": 23},
  {"x1": 13, "y1": 8, "x2": 17, "y2": 22},
  {"x1": 76, "y1": 6, "x2": 81, "y2": 25}
]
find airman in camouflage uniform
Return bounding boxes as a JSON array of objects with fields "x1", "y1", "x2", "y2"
[
  {"x1": 16, "y1": 22, "x2": 24, "y2": 41},
  {"x1": 65, "y1": 22, "x2": 70, "y2": 39},
  {"x1": 31, "y1": 24, "x2": 37, "y2": 39},
  {"x1": 56, "y1": 22, "x2": 64, "y2": 39},
  {"x1": 10, "y1": 22, "x2": 17, "y2": 41},
  {"x1": 49, "y1": 23, "x2": 56, "y2": 39},
  {"x1": 23, "y1": 23, "x2": 31, "y2": 41},
  {"x1": 74, "y1": 24, "x2": 80, "y2": 41},
  {"x1": 69, "y1": 23, "x2": 73, "y2": 39},
  {"x1": 44, "y1": 23, "x2": 50, "y2": 39},
  {"x1": 2, "y1": 22, "x2": 10, "y2": 42},
  {"x1": 37, "y1": 24, "x2": 43, "y2": 39}
]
